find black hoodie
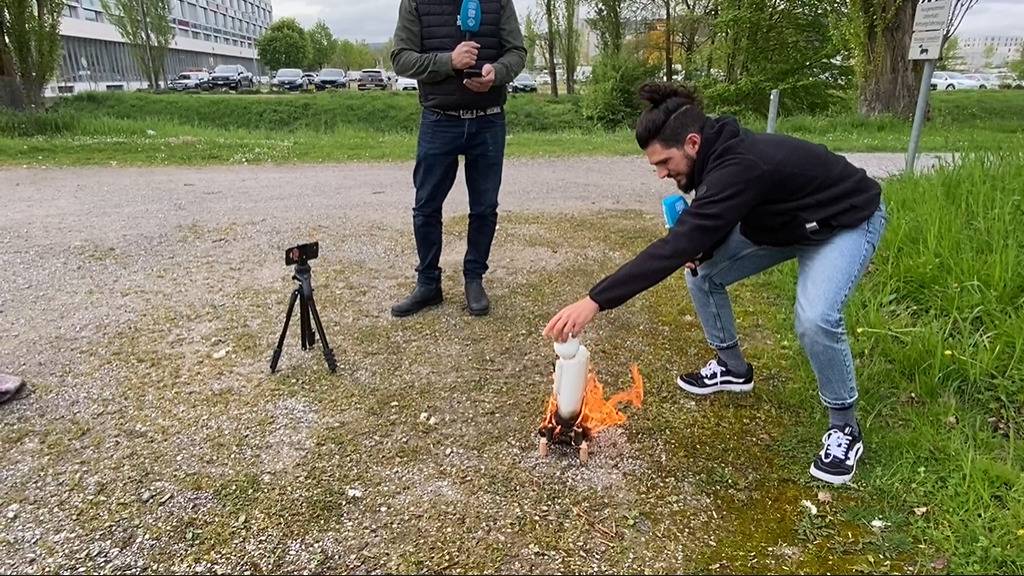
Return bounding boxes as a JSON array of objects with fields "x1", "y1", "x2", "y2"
[{"x1": 588, "y1": 115, "x2": 882, "y2": 311}]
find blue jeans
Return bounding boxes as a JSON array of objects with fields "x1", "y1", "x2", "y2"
[
  {"x1": 412, "y1": 108, "x2": 507, "y2": 287},
  {"x1": 685, "y1": 205, "x2": 887, "y2": 409}
]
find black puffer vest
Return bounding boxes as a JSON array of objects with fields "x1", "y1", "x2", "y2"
[{"x1": 416, "y1": 0, "x2": 507, "y2": 110}]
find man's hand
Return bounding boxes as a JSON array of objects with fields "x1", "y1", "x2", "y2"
[
  {"x1": 452, "y1": 41, "x2": 480, "y2": 70},
  {"x1": 464, "y1": 63, "x2": 496, "y2": 92},
  {"x1": 543, "y1": 297, "x2": 600, "y2": 343}
]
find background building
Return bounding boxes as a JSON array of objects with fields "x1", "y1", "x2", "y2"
[
  {"x1": 959, "y1": 35, "x2": 1023, "y2": 70},
  {"x1": 48, "y1": 0, "x2": 272, "y2": 95}
]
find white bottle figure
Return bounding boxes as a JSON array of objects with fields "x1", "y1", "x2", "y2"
[{"x1": 553, "y1": 336, "x2": 590, "y2": 423}]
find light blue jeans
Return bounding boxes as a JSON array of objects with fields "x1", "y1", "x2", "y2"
[{"x1": 685, "y1": 205, "x2": 887, "y2": 409}]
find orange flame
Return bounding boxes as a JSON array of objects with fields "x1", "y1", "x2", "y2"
[{"x1": 540, "y1": 364, "x2": 644, "y2": 438}]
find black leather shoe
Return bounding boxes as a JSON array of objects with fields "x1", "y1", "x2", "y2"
[
  {"x1": 465, "y1": 280, "x2": 490, "y2": 316},
  {"x1": 391, "y1": 285, "x2": 443, "y2": 317}
]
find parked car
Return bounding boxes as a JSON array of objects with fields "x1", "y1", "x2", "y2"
[
  {"x1": 964, "y1": 73, "x2": 998, "y2": 89},
  {"x1": 535, "y1": 72, "x2": 551, "y2": 85},
  {"x1": 930, "y1": 71, "x2": 981, "y2": 91},
  {"x1": 994, "y1": 73, "x2": 1023, "y2": 89},
  {"x1": 208, "y1": 64, "x2": 254, "y2": 90},
  {"x1": 315, "y1": 68, "x2": 347, "y2": 90},
  {"x1": 169, "y1": 71, "x2": 209, "y2": 91},
  {"x1": 394, "y1": 76, "x2": 418, "y2": 91},
  {"x1": 508, "y1": 73, "x2": 537, "y2": 93},
  {"x1": 271, "y1": 68, "x2": 307, "y2": 92},
  {"x1": 358, "y1": 69, "x2": 389, "y2": 90},
  {"x1": 302, "y1": 71, "x2": 318, "y2": 86}
]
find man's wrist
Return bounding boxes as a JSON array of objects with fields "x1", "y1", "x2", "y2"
[{"x1": 441, "y1": 52, "x2": 456, "y2": 72}]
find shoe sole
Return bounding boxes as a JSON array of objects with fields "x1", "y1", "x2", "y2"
[
  {"x1": 809, "y1": 462, "x2": 857, "y2": 485},
  {"x1": 390, "y1": 297, "x2": 443, "y2": 318},
  {"x1": 467, "y1": 304, "x2": 490, "y2": 317},
  {"x1": 677, "y1": 377, "x2": 754, "y2": 395}
]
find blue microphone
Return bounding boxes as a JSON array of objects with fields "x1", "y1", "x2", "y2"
[{"x1": 459, "y1": 0, "x2": 481, "y2": 40}]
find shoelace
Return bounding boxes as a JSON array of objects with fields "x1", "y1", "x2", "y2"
[
  {"x1": 699, "y1": 359, "x2": 725, "y2": 379},
  {"x1": 819, "y1": 429, "x2": 852, "y2": 462}
]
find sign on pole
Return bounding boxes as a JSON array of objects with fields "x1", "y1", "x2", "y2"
[
  {"x1": 909, "y1": 29, "x2": 945, "y2": 60},
  {"x1": 912, "y1": 0, "x2": 952, "y2": 32},
  {"x1": 906, "y1": 0, "x2": 952, "y2": 173}
]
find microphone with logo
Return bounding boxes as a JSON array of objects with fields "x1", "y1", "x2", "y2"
[{"x1": 459, "y1": 0, "x2": 483, "y2": 79}]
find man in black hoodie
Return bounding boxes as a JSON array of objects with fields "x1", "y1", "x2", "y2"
[{"x1": 544, "y1": 83, "x2": 887, "y2": 485}]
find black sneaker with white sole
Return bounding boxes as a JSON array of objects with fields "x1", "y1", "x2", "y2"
[
  {"x1": 810, "y1": 424, "x2": 864, "y2": 485},
  {"x1": 677, "y1": 358, "x2": 754, "y2": 395}
]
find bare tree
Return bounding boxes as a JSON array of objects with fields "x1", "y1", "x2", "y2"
[
  {"x1": 557, "y1": 0, "x2": 581, "y2": 94},
  {"x1": 945, "y1": 0, "x2": 979, "y2": 40}
]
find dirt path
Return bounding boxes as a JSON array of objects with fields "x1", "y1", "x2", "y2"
[{"x1": 0, "y1": 156, "x2": 934, "y2": 573}]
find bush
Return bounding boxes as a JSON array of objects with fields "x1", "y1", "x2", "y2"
[{"x1": 582, "y1": 51, "x2": 659, "y2": 129}]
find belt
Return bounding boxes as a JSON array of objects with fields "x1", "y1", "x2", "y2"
[{"x1": 431, "y1": 106, "x2": 503, "y2": 119}]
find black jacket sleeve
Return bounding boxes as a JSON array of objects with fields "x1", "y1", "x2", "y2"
[{"x1": 588, "y1": 156, "x2": 766, "y2": 310}]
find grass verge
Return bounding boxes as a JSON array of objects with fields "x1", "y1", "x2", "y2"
[{"x1": 1, "y1": 90, "x2": 1021, "y2": 166}]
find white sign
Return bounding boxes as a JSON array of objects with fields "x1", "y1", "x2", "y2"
[
  {"x1": 909, "y1": 29, "x2": 944, "y2": 60},
  {"x1": 913, "y1": 0, "x2": 951, "y2": 32}
]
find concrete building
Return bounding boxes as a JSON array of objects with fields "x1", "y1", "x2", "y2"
[
  {"x1": 958, "y1": 35, "x2": 1023, "y2": 71},
  {"x1": 48, "y1": 0, "x2": 272, "y2": 95}
]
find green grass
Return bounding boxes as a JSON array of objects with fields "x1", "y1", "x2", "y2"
[
  {"x1": 753, "y1": 152, "x2": 1024, "y2": 572},
  {"x1": 1, "y1": 89, "x2": 1022, "y2": 166}
]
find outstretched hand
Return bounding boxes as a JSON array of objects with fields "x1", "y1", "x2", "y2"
[{"x1": 543, "y1": 297, "x2": 600, "y2": 343}]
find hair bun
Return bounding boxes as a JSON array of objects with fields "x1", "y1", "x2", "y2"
[{"x1": 638, "y1": 82, "x2": 700, "y2": 109}]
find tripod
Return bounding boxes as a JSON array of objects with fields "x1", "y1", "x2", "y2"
[{"x1": 270, "y1": 260, "x2": 337, "y2": 373}]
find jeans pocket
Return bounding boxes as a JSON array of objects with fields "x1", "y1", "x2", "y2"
[{"x1": 422, "y1": 109, "x2": 445, "y2": 122}]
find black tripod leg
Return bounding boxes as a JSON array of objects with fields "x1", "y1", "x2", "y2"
[
  {"x1": 270, "y1": 288, "x2": 300, "y2": 373},
  {"x1": 299, "y1": 292, "x2": 312, "y2": 350},
  {"x1": 305, "y1": 296, "x2": 316, "y2": 348},
  {"x1": 306, "y1": 295, "x2": 337, "y2": 373}
]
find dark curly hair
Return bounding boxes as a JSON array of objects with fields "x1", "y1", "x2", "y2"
[{"x1": 635, "y1": 82, "x2": 706, "y2": 150}]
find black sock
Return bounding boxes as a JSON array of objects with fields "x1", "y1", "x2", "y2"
[
  {"x1": 829, "y1": 405, "x2": 859, "y2": 434},
  {"x1": 717, "y1": 344, "x2": 749, "y2": 373}
]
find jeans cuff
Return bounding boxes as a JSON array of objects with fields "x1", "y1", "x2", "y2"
[
  {"x1": 819, "y1": 394, "x2": 858, "y2": 410},
  {"x1": 708, "y1": 338, "x2": 740, "y2": 351}
]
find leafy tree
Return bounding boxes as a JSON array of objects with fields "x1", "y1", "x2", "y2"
[
  {"x1": 101, "y1": 0, "x2": 174, "y2": 89},
  {"x1": 256, "y1": 18, "x2": 310, "y2": 71}
]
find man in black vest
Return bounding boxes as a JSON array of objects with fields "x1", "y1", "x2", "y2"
[{"x1": 390, "y1": 0, "x2": 526, "y2": 317}]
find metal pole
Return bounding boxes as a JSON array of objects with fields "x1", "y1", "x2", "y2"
[
  {"x1": 906, "y1": 59, "x2": 936, "y2": 174},
  {"x1": 767, "y1": 89, "x2": 780, "y2": 134}
]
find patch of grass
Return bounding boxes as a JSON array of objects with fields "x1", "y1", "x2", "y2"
[
  {"x1": 757, "y1": 153, "x2": 1024, "y2": 573},
  {"x1": 1, "y1": 90, "x2": 1021, "y2": 166}
]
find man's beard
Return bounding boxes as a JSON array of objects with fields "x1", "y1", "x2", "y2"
[{"x1": 674, "y1": 152, "x2": 698, "y2": 192}]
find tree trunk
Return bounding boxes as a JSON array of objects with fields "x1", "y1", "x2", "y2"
[
  {"x1": 139, "y1": 0, "x2": 157, "y2": 89},
  {"x1": 663, "y1": 0, "x2": 673, "y2": 81},
  {"x1": 858, "y1": 0, "x2": 919, "y2": 118},
  {"x1": 545, "y1": 0, "x2": 558, "y2": 98}
]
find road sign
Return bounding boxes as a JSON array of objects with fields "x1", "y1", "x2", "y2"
[
  {"x1": 909, "y1": 29, "x2": 944, "y2": 60},
  {"x1": 913, "y1": 0, "x2": 952, "y2": 33}
]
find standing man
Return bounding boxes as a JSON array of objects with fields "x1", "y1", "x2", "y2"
[
  {"x1": 390, "y1": 0, "x2": 526, "y2": 317},
  {"x1": 544, "y1": 83, "x2": 887, "y2": 485}
]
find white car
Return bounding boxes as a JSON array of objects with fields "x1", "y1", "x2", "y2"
[
  {"x1": 535, "y1": 72, "x2": 551, "y2": 85},
  {"x1": 931, "y1": 71, "x2": 982, "y2": 91},
  {"x1": 964, "y1": 74, "x2": 999, "y2": 89},
  {"x1": 395, "y1": 76, "x2": 418, "y2": 91}
]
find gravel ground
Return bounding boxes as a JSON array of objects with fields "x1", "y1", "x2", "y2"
[{"x1": 0, "y1": 154, "x2": 941, "y2": 573}]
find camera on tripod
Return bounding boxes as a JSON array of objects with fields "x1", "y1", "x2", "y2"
[
  {"x1": 270, "y1": 241, "x2": 337, "y2": 374},
  {"x1": 285, "y1": 242, "x2": 319, "y2": 266}
]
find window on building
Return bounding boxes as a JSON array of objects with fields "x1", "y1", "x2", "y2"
[{"x1": 83, "y1": 9, "x2": 99, "y2": 21}]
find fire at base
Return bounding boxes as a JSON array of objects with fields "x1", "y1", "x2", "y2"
[{"x1": 538, "y1": 337, "x2": 644, "y2": 463}]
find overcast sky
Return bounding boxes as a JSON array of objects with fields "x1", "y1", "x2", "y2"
[{"x1": 273, "y1": 0, "x2": 1022, "y2": 43}]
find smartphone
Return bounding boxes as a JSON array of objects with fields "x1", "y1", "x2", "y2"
[{"x1": 463, "y1": 68, "x2": 483, "y2": 79}]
